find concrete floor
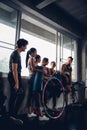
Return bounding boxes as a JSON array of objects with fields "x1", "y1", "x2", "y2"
[{"x1": 0, "y1": 103, "x2": 87, "y2": 130}]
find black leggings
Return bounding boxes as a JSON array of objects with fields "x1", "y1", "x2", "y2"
[
  {"x1": 8, "y1": 72, "x2": 24, "y2": 117},
  {"x1": 27, "y1": 75, "x2": 35, "y2": 107}
]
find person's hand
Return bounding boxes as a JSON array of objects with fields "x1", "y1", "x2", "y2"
[{"x1": 14, "y1": 82, "x2": 19, "y2": 92}]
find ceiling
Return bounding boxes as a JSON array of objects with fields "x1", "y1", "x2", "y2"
[{"x1": 17, "y1": 0, "x2": 87, "y2": 38}]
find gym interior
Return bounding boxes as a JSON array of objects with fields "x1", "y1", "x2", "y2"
[{"x1": 0, "y1": 0, "x2": 87, "y2": 130}]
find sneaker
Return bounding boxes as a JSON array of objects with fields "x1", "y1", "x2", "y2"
[
  {"x1": 27, "y1": 112, "x2": 37, "y2": 118},
  {"x1": 9, "y1": 116, "x2": 23, "y2": 125},
  {"x1": 39, "y1": 115, "x2": 49, "y2": 121}
]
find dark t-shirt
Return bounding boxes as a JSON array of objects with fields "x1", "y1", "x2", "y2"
[{"x1": 9, "y1": 50, "x2": 21, "y2": 74}]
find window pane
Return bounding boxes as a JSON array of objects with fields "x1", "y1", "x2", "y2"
[
  {"x1": 0, "y1": 2, "x2": 17, "y2": 73},
  {"x1": 0, "y1": 47, "x2": 13, "y2": 73},
  {"x1": 62, "y1": 35, "x2": 72, "y2": 62},
  {"x1": 20, "y1": 32, "x2": 56, "y2": 76},
  {"x1": 0, "y1": 23, "x2": 16, "y2": 44},
  {"x1": 0, "y1": 2, "x2": 17, "y2": 44},
  {"x1": 20, "y1": 13, "x2": 56, "y2": 76},
  {"x1": 58, "y1": 33, "x2": 77, "y2": 81}
]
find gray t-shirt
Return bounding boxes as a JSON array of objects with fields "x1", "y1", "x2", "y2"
[{"x1": 9, "y1": 50, "x2": 21, "y2": 74}]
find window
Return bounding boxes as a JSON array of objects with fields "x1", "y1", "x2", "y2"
[
  {"x1": 57, "y1": 33, "x2": 77, "y2": 81},
  {"x1": 20, "y1": 13, "x2": 56, "y2": 76},
  {"x1": 0, "y1": 2, "x2": 17, "y2": 73}
]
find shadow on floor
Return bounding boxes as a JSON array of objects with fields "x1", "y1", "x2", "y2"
[{"x1": 0, "y1": 104, "x2": 87, "y2": 130}]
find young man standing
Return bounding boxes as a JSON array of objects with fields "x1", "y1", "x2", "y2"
[
  {"x1": 8, "y1": 38, "x2": 28, "y2": 125},
  {"x1": 61, "y1": 56, "x2": 73, "y2": 106}
]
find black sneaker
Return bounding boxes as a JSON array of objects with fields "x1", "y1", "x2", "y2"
[{"x1": 9, "y1": 116, "x2": 23, "y2": 125}]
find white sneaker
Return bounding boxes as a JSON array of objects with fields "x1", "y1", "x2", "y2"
[
  {"x1": 39, "y1": 115, "x2": 49, "y2": 121},
  {"x1": 27, "y1": 112, "x2": 37, "y2": 118}
]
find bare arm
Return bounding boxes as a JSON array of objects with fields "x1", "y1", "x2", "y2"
[
  {"x1": 29, "y1": 58, "x2": 43, "y2": 72},
  {"x1": 12, "y1": 63, "x2": 19, "y2": 91},
  {"x1": 61, "y1": 64, "x2": 69, "y2": 82},
  {"x1": 61, "y1": 64, "x2": 66, "y2": 75}
]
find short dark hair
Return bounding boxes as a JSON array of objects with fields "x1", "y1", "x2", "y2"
[
  {"x1": 35, "y1": 54, "x2": 41, "y2": 61},
  {"x1": 68, "y1": 56, "x2": 73, "y2": 61},
  {"x1": 51, "y1": 61, "x2": 56, "y2": 66},
  {"x1": 43, "y1": 57, "x2": 49, "y2": 63},
  {"x1": 17, "y1": 38, "x2": 28, "y2": 48}
]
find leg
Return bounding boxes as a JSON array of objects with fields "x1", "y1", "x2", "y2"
[
  {"x1": 13, "y1": 89, "x2": 25, "y2": 115},
  {"x1": 9, "y1": 88, "x2": 17, "y2": 116},
  {"x1": 65, "y1": 92, "x2": 68, "y2": 106},
  {"x1": 65, "y1": 85, "x2": 71, "y2": 106},
  {"x1": 13, "y1": 75, "x2": 24, "y2": 116}
]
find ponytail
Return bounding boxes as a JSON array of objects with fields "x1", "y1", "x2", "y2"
[{"x1": 26, "y1": 47, "x2": 37, "y2": 67}]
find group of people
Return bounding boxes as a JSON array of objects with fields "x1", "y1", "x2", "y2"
[{"x1": 7, "y1": 38, "x2": 73, "y2": 124}]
